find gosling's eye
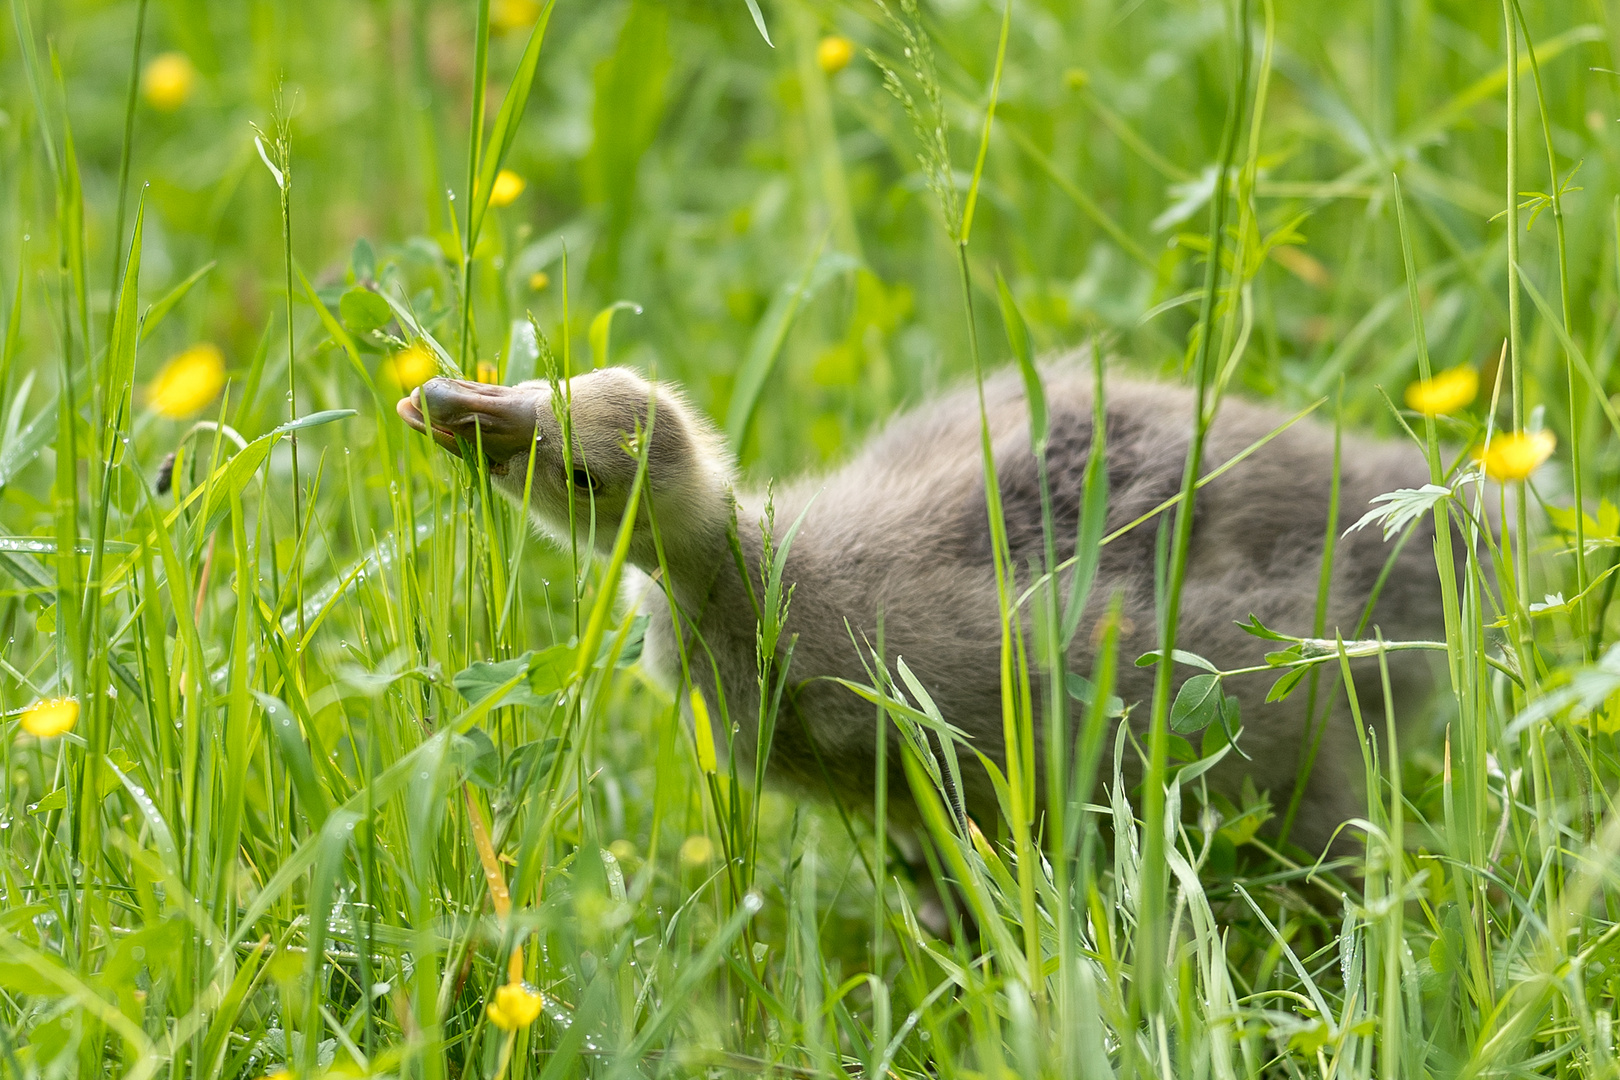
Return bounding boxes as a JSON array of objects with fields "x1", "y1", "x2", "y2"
[{"x1": 571, "y1": 467, "x2": 598, "y2": 492}]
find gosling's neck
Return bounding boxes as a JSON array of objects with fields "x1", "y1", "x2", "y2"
[{"x1": 634, "y1": 481, "x2": 744, "y2": 617}]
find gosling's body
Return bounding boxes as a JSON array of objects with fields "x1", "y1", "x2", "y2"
[{"x1": 400, "y1": 362, "x2": 1444, "y2": 856}]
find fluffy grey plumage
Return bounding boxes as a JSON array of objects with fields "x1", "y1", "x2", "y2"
[{"x1": 398, "y1": 362, "x2": 1444, "y2": 856}]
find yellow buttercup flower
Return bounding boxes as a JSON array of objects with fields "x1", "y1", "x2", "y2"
[
  {"x1": 475, "y1": 360, "x2": 500, "y2": 384},
  {"x1": 528, "y1": 271, "x2": 550, "y2": 292},
  {"x1": 142, "y1": 52, "x2": 196, "y2": 112},
  {"x1": 1477, "y1": 429, "x2": 1556, "y2": 483},
  {"x1": 490, "y1": 0, "x2": 542, "y2": 33},
  {"x1": 489, "y1": 169, "x2": 526, "y2": 209},
  {"x1": 20, "y1": 698, "x2": 78, "y2": 738},
  {"x1": 386, "y1": 343, "x2": 438, "y2": 390},
  {"x1": 148, "y1": 343, "x2": 226, "y2": 418},
  {"x1": 486, "y1": 981, "x2": 544, "y2": 1030},
  {"x1": 817, "y1": 35, "x2": 855, "y2": 75},
  {"x1": 1405, "y1": 366, "x2": 1478, "y2": 417},
  {"x1": 680, "y1": 834, "x2": 714, "y2": 867}
]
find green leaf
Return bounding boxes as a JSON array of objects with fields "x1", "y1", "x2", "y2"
[
  {"x1": 253, "y1": 690, "x2": 331, "y2": 827},
  {"x1": 529, "y1": 642, "x2": 579, "y2": 697},
  {"x1": 504, "y1": 737, "x2": 563, "y2": 800},
  {"x1": 724, "y1": 245, "x2": 856, "y2": 449},
  {"x1": 741, "y1": 0, "x2": 773, "y2": 45},
  {"x1": 1136, "y1": 648, "x2": 1220, "y2": 673},
  {"x1": 1345, "y1": 483, "x2": 1451, "y2": 541},
  {"x1": 471, "y1": 0, "x2": 558, "y2": 241},
  {"x1": 271, "y1": 409, "x2": 358, "y2": 436},
  {"x1": 614, "y1": 613, "x2": 649, "y2": 667},
  {"x1": 139, "y1": 260, "x2": 215, "y2": 343},
  {"x1": 1065, "y1": 673, "x2": 1125, "y2": 719},
  {"x1": 1170, "y1": 673, "x2": 1222, "y2": 733},
  {"x1": 996, "y1": 268, "x2": 1046, "y2": 454},
  {"x1": 588, "y1": 300, "x2": 642, "y2": 368},
  {"x1": 339, "y1": 287, "x2": 393, "y2": 335},
  {"x1": 351, "y1": 237, "x2": 376, "y2": 282},
  {"x1": 452, "y1": 728, "x2": 501, "y2": 789},
  {"x1": 453, "y1": 651, "x2": 555, "y2": 708},
  {"x1": 1266, "y1": 666, "x2": 1310, "y2": 703},
  {"x1": 1238, "y1": 613, "x2": 1296, "y2": 642}
]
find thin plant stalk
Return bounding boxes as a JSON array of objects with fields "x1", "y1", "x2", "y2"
[{"x1": 1138, "y1": 0, "x2": 1251, "y2": 1019}]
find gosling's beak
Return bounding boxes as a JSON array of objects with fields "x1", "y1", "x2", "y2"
[{"x1": 396, "y1": 378, "x2": 544, "y2": 463}]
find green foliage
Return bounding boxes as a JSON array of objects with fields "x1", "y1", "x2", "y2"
[{"x1": 2, "y1": 0, "x2": 1620, "y2": 1077}]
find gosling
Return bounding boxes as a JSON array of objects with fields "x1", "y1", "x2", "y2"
[{"x1": 397, "y1": 363, "x2": 1444, "y2": 858}]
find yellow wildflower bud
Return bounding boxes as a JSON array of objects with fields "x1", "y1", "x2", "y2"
[
  {"x1": 1477, "y1": 429, "x2": 1555, "y2": 483},
  {"x1": 485, "y1": 981, "x2": 544, "y2": 1030},
  {"x1": 148, "y1": 343, "x2": 226, "y2": 418},
  {"x1": 528, "y1": 271, "x2": 550, "y2": 292},
  {"x1": 20, "y1": 698, "x2": 78, "y2": 738},
  {"x1": 690, "y1": 689, "x2": 717, "y2": 774},
  {"x1": 386, "y1": 343, "x2": 438, "y2": 390},
  {"x1": 489, "y1": 169, "x2": 526, "y2": 209},
  {"x1": 490, "y1": 0, "x2": 542, "y2": 33},
  {"x1": 1405, "y1": 366, "x2": 1478, "y2": 417},
  {"x1": 475, "y1": 360, "x2": 500, "y2": 384},
  {"x1": 142, "y1": 52, "x2": 196, "y2": 112},
  {"x1": 680, "y1": 834, "x2": 714, "y2": 867},
  {"x1": 817, "y1": 35, "x2": 855, "y2": 75}
]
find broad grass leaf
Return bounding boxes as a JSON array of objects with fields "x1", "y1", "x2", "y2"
[
  {"x1": 742, "y1": 0, "x2": 773, "y2": 45},
  {"x1": 995, "y1": 268, "x2": 1046, "y2": 453},
  {"x1": 588, "y1": 300, "x2": 642, "y2": 368},
  {"x1": 252, "y1": 690, "x2": 331, "y2": 827}
]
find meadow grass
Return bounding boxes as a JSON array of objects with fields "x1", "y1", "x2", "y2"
[{"x1": 3, "y1": 0, "x2": 1620, "y2": 1076}]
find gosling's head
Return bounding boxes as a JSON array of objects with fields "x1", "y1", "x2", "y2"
[{"x1": 396, "y1": 368, "x2": 734, "y2": 572}]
